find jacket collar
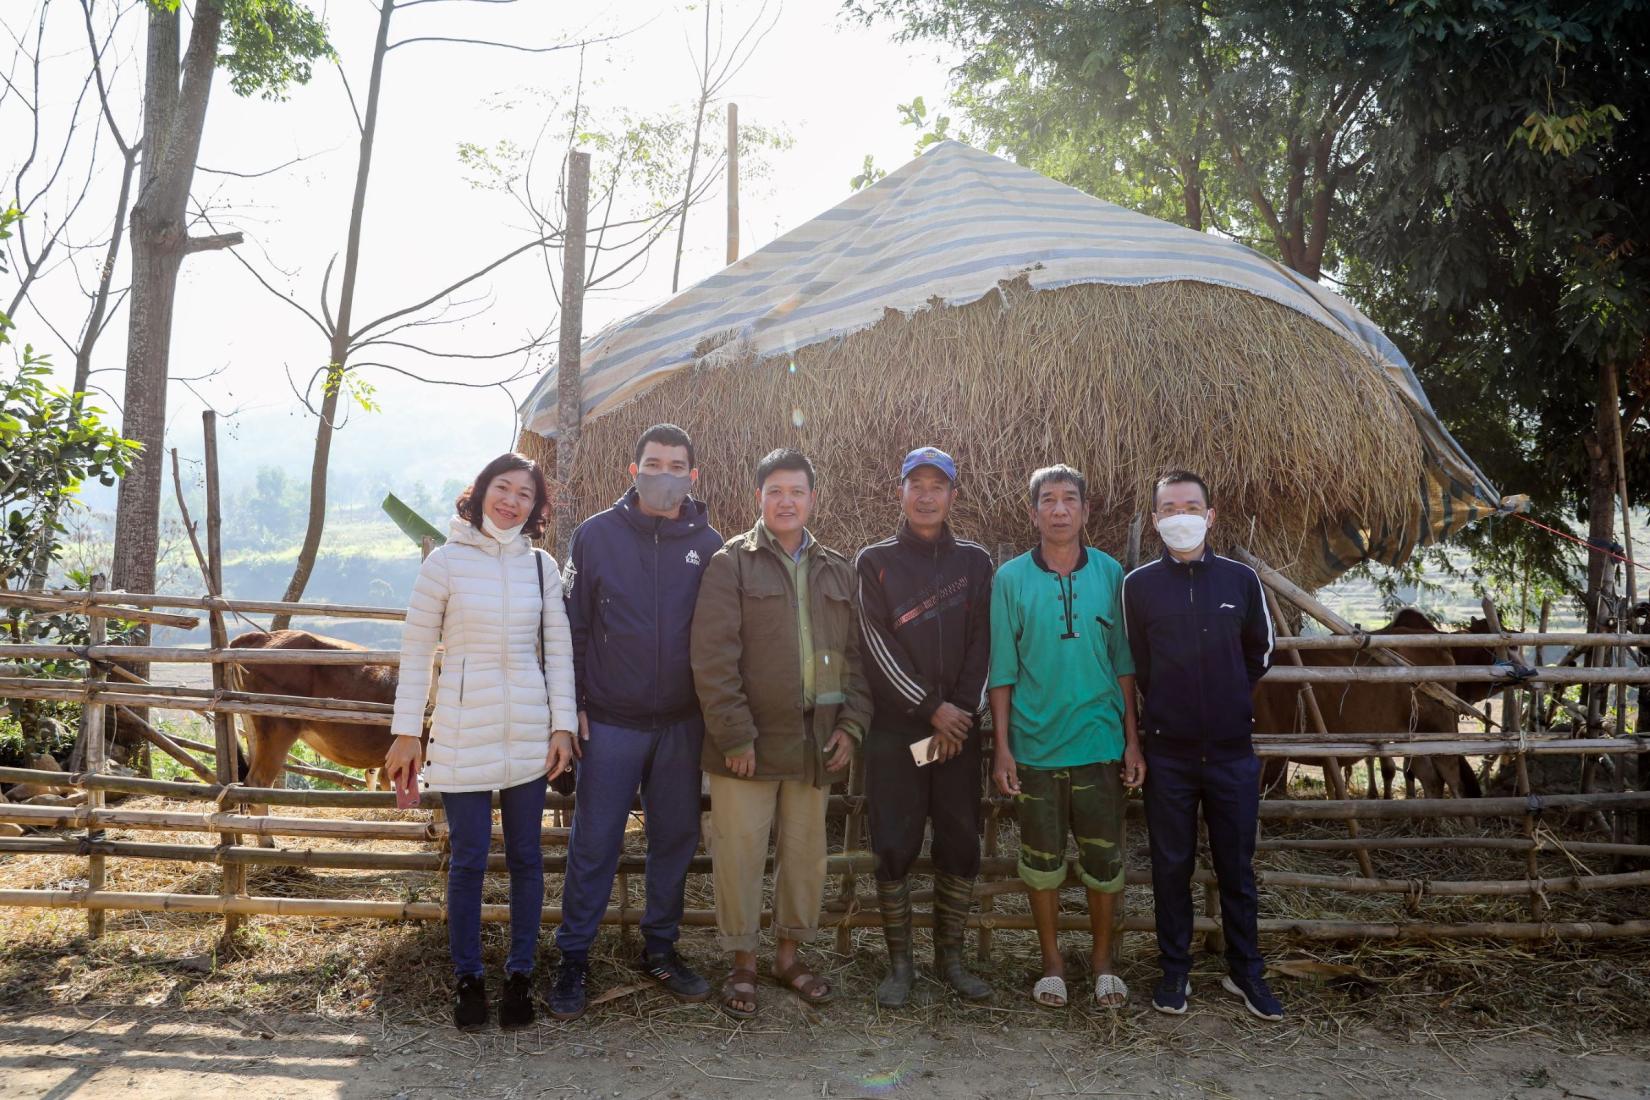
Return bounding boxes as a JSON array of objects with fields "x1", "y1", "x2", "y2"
[
  {"x1": 445, "y1": 515, "x2": 530, "y2": 558},
  {"x1": 744, "y1": 520, "x2": 819, "y2": 562},
  {"x1": 1031, "y1": 542, "x2": 1089, "y2": 574},
  {"x1": 1158, "y1": 544, "x2": 1216, "y2": 569},
  {"x1": 614, "y1": 486, "x2": 711, "y2": 538},
  {"x1": 895, "y1": 518, "x2": 956, "y2": 554}
]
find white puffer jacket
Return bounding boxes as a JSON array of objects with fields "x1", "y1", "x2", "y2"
[{"x1": 391, "y1": 517, "x2": 578, "y2": 793}]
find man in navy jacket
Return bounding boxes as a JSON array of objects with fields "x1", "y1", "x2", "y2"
[
  {"x1": 1121, "y1": 470, "x2": 1283, "y2": 1021},
  {"x1": 551, "y1": 424, "x2": 724, "y2": 1019}
]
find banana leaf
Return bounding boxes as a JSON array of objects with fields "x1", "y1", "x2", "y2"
[{"x1": 381, "y1": 492, "x2": 445, "y2": 548}]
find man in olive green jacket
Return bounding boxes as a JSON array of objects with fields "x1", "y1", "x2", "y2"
[{"x1": 691, "y1": 447, "x2": 872, "y2": 1018}]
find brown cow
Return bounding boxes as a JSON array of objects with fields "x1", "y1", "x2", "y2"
[
  {"x1": 1255, "y1": 609, "x2": 1490, "y2": 801},
  {"x1": 227, "y1": 630, "x2": 415, "y2": 841}
]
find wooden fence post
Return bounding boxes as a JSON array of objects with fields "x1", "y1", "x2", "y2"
[
  {"x1": 554, "y1": 149, "x2": 590, "y2": 563},
  {"x1": 82, "y1": 574, "x2": 108, "y2": 938},
  {"x1": 202, "y1": 412, "x2": 245, "y2": 940}
]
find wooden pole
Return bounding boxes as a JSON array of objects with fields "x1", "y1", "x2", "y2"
[
  {"x1": 554, "y1": 149, "x2": 590, "y2": 562},
  {"x1": 1265, "y1": 590, "x2": 1376, "y2": 877},
  {"x1": 725, "y1": 102, "x2": 739, "y2": 265},
  {"x1": 1235, "y1": 547, "x2": 1496, "y2": 725},
  {"x1": 202, "y1": 412, "x2": 246, "y2": 938},
  {"x1": 82, "y1": 574, "x2": 108, "y2": 938},
  {"x1": 835, "y1": 749, "x2": 866, "y2": 955}
]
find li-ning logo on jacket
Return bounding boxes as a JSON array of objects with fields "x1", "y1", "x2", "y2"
[{"x1": 685, "y1": 549, "x2": 701, "y2": 566}]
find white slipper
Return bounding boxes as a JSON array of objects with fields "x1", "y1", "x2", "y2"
[
  {"x1": 1094, "y1": 972, "x2": 1129, "y2": 1008},
  {"x1": 1032, "y1": 975, "x2": 1068, "y2": 1007}
]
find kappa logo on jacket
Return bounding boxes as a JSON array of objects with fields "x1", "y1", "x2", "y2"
[{"x1": 685, "y1": 549, "x2": 701, "y2": 566}]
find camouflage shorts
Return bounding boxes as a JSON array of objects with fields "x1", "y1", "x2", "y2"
[{"x1": 1015, "y1": 761, "x2": 1125, "y2": 893}]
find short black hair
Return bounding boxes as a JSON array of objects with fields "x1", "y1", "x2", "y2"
[
  {"x1": 1028, "y1": 463, "x2": 1086, "y2": 506},
  {"x1": 755, "y1": 447, "x2": 816, "y2": 490},
  {"x1": 634, "y1": 423, "x2": 695, "y2": 468},
  {"x1": 1154, "y1": 469, "x2": 1212, "y2": 508}
]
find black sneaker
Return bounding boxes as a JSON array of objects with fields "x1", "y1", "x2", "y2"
[
  {"x1": 453, "y1": 973, "x2": 488, "y2": 1031},
  {"x1": 1222, "y1": 973, "x2": 1284, "y2": 1021},
  {"x1": 635, "y1": 948, "x2": 712, "y2": 1002},
  {"x1": 499, "y1": 971, "x2": 535, "y2": 1031},
  {"x1": 549, "y1": 957, "x2": 589, "y2": 1021},
  {"x1": 1152, "y1": 974, "x2": 1191, "y2": 1015}
]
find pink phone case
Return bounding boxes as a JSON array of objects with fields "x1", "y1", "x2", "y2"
[{"x1": 394, "y1": 767, "x2": 421, "y2": 809}]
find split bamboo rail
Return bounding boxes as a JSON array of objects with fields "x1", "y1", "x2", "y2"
[{"x1": 4, "y1": 547, "x2": 1649, "y2": 953}]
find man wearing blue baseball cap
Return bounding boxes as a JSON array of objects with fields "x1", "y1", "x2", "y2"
[{"x1": 855, "y1": 446, "x2": 996, "y2": 1006}]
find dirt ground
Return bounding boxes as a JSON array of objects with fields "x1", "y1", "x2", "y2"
[
  {"x1": 4, "y1": 792, "x2": 1650, "y2": 1098},
  {"x1": 2, "y1": 978, "x2": 1648, "y2": 1100}
]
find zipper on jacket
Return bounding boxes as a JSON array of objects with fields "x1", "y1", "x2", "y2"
[
  {"x1": 499, "y1": 548, "x2": 513, "y2": 775},
  {"x1": 653, "y1": 527, "x2": 662, "y2": 725}
]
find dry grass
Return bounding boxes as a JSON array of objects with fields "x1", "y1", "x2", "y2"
[
  {"x1": 524, "y1": 279, "x2": 1427, "y2": 585},
  {"x1": 2, "y1": 791, "x2": 1647, "y2": 1047}
]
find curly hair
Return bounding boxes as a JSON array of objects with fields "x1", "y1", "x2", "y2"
[{"x1": 454, "y1": 452, "x2": 551, "y2": 539}]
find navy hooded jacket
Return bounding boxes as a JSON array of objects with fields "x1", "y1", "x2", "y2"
[
  {"x1": 562, "y1": 488, "x2": 724, "y2": 730},
  {"x1": 1120, "y1": 547, "x2": 1273, "y2": 759}
]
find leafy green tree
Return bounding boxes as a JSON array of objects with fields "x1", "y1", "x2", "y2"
[
  {"x1": 0, "y1": 208, "x2": 140, "y2": 591},
  {"x1": 1352, "y1": 1, "x2": 1650, "y2": 626},
  {"x1": 852, "y1": 0, "x2": 1381, "y2": 278}
]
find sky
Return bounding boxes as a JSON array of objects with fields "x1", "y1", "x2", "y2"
[{"x1": 5, "y1": 0, "x2": 963, "y2": 497}]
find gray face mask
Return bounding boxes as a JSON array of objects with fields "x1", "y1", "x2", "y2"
[{"x1": 635, "y1": 472, "x2": 692, "y2": 514}]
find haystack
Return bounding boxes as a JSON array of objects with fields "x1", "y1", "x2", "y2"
[{"x1": 520, "y1": 142, "x2": 1508, "y2": 587}]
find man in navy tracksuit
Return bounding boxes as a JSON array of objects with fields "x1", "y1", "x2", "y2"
[
  {"x1": 1121, "y1": 470, "x2": 1283, "y2": 1021},
  {"x1": 551, "y1": 424, "x2": 724, "y2": 1019}
]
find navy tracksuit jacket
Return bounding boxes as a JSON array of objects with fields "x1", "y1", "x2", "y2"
[
  {"x1": 1122, "y1": 547, "x2": 1274, "y2": 980},
  {"x1": 556, "y1": 489, "x2": 723, "y2": 959}
]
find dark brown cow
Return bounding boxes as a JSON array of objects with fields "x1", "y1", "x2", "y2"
[
  {"x1": 227, "y1": 631, "x2": 413, "y2": 825},
  {"x1": 1255, "y1": 609, "x2": 1491, "y2": 800}
]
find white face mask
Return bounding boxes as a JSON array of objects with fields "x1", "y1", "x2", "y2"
[
  {"x1": 482, "y1": 515, "x2": 525, "y2": 545},
  {"x1": 1155, "y1": 513, "x2": 1208, "y2": 554}
]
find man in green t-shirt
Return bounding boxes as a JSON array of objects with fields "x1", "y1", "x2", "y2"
[{"x1": 989, "y1": 464, "x2": 1145, "y2": 1009}]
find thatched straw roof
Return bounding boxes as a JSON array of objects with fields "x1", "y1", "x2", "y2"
[{"x1": 519, "y1": 142, "x2": 1509, "y2": 588}]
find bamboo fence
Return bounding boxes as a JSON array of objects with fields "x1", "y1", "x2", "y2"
[{"x1": 3, "y1": 548, "x2": 1650, "y2": 952}]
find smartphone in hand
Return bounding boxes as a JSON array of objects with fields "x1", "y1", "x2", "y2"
[
  {"x1": 393, "y1": 765, "x2": 421, "y2": 809},
  {"x1": 908, "y1": 736, "x2": 935, "y2": 768}
]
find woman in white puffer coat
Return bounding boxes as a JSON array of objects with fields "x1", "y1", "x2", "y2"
[{"x1": 384, "y1": 452, "x2": 577, "y2": 1033}]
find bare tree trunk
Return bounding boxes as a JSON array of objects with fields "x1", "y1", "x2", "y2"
[
  {"x1": 271, "y1": 0, "x2": 395, "y2": 631},
  {"x1": 110, "y1": 0, "x2": 225, "y2": 604},
  {"x1": 25, "y1": 142, "x2": 138, "y2": 593}
]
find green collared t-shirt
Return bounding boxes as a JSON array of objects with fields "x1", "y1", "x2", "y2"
[{"x1": 987, "y1": 545, "x2": 1135, "y2": 767}]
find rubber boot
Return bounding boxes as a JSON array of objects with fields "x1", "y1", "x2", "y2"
[
  {"x1": 875, "y1": 878, "x2": 915, "y2": 1008},
  {"x1": 933, "y1": 872, "x2": 992, "y2": 1001}
]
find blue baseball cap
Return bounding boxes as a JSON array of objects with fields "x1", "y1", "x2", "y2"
[{"x1": 900, "y1": 446, "x2": 957, "y2": 482}]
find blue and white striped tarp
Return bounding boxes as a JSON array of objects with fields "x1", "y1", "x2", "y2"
[{"x1": 521, "y1": 141, "x2": 1510, "y2": 558}]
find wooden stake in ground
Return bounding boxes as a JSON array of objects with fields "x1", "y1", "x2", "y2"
[
  {"x1": 200, "y1": 412, "x2": 247, "y2": 938},
  {"x1": 554, "y1": 149, "x2": 590, "y2": 562},
  {"x1": 1264, "y1": 590, "x2": 1376, "y2": 878},
  {"x1": 726, "y1": 102, "x2": 739, "y2": 265},
  {"x1": 82, "y1": 574, "x2": 108, "y2": 938}
]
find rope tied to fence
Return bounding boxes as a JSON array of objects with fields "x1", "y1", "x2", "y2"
[
  {"x1": 1406, "y1": 877, "x2": 1428, "y2": 906},
  {"x1": 1351, "y1": 627, "x2": 1372, "y2": 652},
  {"x1": 215, "y1": 783, "x2": 247, "y2": 811}
]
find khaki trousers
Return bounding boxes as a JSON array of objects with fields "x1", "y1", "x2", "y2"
[{"x1": 705, "y1": 773, "x2": 828, "y2": 953}]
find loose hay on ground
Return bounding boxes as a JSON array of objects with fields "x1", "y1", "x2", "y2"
[{"x1": 2, "y1": 792, "x2": 1647, "y2": 1048}]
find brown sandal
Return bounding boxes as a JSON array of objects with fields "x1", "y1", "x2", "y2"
[
  {"x1": 721, "y1": 967, "x2": 759, "y2": 1019},
  {"x1": 771, "y1": 958, "x2": 835, "y2": 1005}
]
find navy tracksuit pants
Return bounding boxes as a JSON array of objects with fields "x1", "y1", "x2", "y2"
[
  {"x1": 1143, "y1": 749, "x2": 1265, "y2": 981},
  {"x1": 555, "y1": 716, "x2": 704, "y2": 960}
]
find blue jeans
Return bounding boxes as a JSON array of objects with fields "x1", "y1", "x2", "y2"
[
  {"x1": 556, "y1": 716, "x2": 705, "y2": 960},
  {"x1": 1143, "y1": 750, "x2": 1264, "y2": 981},
  {"x1": 444, "y1": 772, "x2": 547, "y2": 978}
]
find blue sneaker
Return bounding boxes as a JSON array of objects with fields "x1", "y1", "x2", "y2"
[
  {"x1": 1152, "y1": 974, "x2": 1190, "y2": 1015},
  {"x1": 1222, "y1": 973, "x2": 1284, "y2": 1021}
]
